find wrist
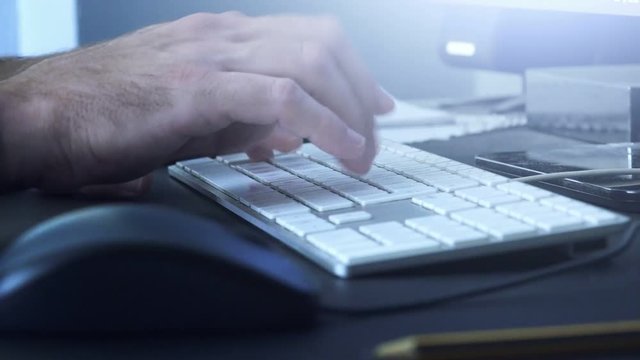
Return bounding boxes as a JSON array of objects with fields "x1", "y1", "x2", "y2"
[
  {"x1": 0, "y1": 79, "x2": 52, "y2": 192},
  {"x1": 0, "y1": 82, "x2": 26, "y2": 191}
]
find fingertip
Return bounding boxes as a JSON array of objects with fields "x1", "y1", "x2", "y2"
[
  {"x1": 341, "y1": 131, "x2": 377, "y2": 174},
  {"x1": 375, "y1": 86, "x2": 395, "y2": 114},
  {"x1": 246, "y1": 147, "x2": 274, "y2": 162},
  {"x1": 273, "y1": 134, "x2": 303, "y2": 153},
  {"x1": 341, "y1": 158, "x2": 373, "y2": 175},
  {"x1": 345, "y1": 128, "x2": 366, "y2": 158}
]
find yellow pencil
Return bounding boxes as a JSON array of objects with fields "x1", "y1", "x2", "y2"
[{"x1": 375, "y1": 320, "x2": 640, "y2": 360}]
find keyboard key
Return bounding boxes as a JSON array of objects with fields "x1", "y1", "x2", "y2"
[
  {"x1": 381, "y1": 141, "x2": 423, "y2": 156},
  {"x1": 443, "y1": 163, "x2": 477, "y2": 173},
  {"x1": 276, "y1": 213, "x2": 336, "y2": 237},
  {"x1": 579, "y1": 209, "x2": 625, "y2": 225},
  {"x1": 496, "y1": 201, "x2": 584, "y2": 232},
  {"x1": 451, "y1": 208, "x2": 538, "y2": 240},
  {"x1": 359, "y1": 221, "x2": 427, "y2": 245},
  {"x1": 236, "y1": 162, "x2": 295, "y2": 183},
  {"x1": 328, "y1": 211, "x2": 373, "y2": 225},
  {"x1": 455, "y1": 186, "x2": 519, "y2": 205},
  {"x1": 405, "y1": 216, "x2": 489, "y2": 246},
  {"x1": 309, "y1": 228, "x2": 440, "y2": 265},
  {"x1": 384, "y1": 181, "x2": 438, "y2": 194},
  {"x1": 540, "y1": 196, "x2": 625, "y2": 225},
  {"x1": 190, "y1": 162, "x2": 254, "y2": 189},
  {"x1": 290, "y1": 189, "x2": 354, "y2": 212},
  {"x1": 253, "y1": 203, "x2": 310, "y2": 220},
  {"x1": 308, "y1": 228, "x2": 378, "y2": 248},
  {"x1": 330, "y1": 181, "x2": 383, "y2": 197},
  {"x1": 216, "y1": 153, "x2": 250, "y2": 164},
  {"x1": 351, "y1": 191, "x2": 415, "y2": 206},
  {"x1": 176, "y1": 157, "x2": 214, "y2": 171},
  {"x1": 477, "y1": 194, "x2": 523, "y2": 208},
  {"x1": 496, "y1": 182, "x2": 554, "y2": 201},
  {"x1": 495, "y1": 201, "x2": 550, "y2": 218},
  {"x1": 251, "y1": 198, "x2": 310, "y2": 220},
  {"x1": 410, "y1": 173, "x2": 479, "y2": 192},
  {"x1": 412, "y1": 192, "x2": 477, "y2": 215},
  {"x1": 539, "y1": 195, "x2": 575, "y2": 210},
  {"x1": 462, "y1": 169, "x2": 510, "y2": 185},
  {"x1": 307, "y1": 229, "x2": 382, "y2": 263}
]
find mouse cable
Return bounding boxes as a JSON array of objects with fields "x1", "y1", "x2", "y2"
[
  {"x1": 320, "y1": 221, "x2": 640, "y2": 317},
  {"x1": 513, "y1": 168, "x2": 640, "y2": 183}
]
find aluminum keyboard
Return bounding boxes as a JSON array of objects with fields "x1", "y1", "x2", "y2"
[{"x1": 169, "y1": 140, "x2": 629, "y2": 278}]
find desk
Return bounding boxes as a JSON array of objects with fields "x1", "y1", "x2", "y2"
[{"x1": 1, "y1": 128, "x2": 639, "y2": 359}]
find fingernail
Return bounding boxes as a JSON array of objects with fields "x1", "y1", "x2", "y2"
[
  {"x1": 347, "y1": 128, "x2": 366, "y2": 156},
  {"x1": 376, "y1": 86, "x2": 396, "y2": 114}
]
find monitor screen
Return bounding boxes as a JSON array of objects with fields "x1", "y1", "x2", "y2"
[{"x1": 436, "y1": 0, "x2": 640, "y2": 72}]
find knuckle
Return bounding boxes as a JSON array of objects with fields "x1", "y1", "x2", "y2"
[
  {"x1": 220, "y1": 10, "x2": 246, "y2": 18},
  {"x1": 180, "y1": 12, "x2": 246, "y2": 30},
  {"x1": 301, "y1": 41, "x2": 333, "y2": 77},
  {"x1": 271, "y1": 78, "x2": 304, "y2": 109},
  {"x1": 167, "y1": 63, "x2": 210, "y2": 86},
  {"x1": 180, "y1": 12, "x2": 216, "y2": 28}
]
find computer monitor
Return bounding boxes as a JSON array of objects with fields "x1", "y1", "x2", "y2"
[{"x1": 436, "y1": 0, "x2": 640, "y2": 72}]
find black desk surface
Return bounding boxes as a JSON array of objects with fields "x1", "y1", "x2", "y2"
[{"x1": 1, "y1": 128, "x2": 639, "y2": 360}]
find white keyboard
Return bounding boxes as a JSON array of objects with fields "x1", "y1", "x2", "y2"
[{"x1": 169, "y1": 140, "x2": 629, "y2": 278}]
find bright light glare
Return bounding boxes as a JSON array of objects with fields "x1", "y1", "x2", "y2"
[
  {"x1": 434, "y1": 0, "x2": 640, "y2": 16},
  {"x1": 446, "y1": 41, "x2": 477, "y2": 57}
]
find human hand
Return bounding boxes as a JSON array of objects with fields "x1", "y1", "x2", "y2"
[{"x1": 0, "y1": 12, "x2": 393, "y2": 194}]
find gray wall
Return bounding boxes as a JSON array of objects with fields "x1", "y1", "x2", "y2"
[{"x1": 77, "y1": 0, "x2": 477, "y2": 99}]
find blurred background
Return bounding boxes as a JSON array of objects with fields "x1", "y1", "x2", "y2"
[{"x1": 0, "y1": 0, "x2": 521, "y2": 100}]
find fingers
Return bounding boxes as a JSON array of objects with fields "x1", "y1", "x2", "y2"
[
  {"x1": 246, "y1": 147, "x2": 274, "y2": 162},
  {"x1": 233, "y1": 15, "x2": 393, "y2": 173},
  {"x1": 224, "y1": 39, "x2": 366, "y2": 147},
  {"x1": 253, "y1": 15, "x2": 395, "y2": 115},
  {"x1": 246, "y1": 126, "x2": 303, "y2": 161},
  {"x1": 255, "y1": 126, "x2": 303, "y2": 153},
  {"x1": 188, "y1": 72, "x2": 366, "y2": 161},
  {"x1": 219, "y1": 39, "x2": 378, "y2": 172},
  {"x1": 225, "y1": 40, "x2": 360, "y2": 124}
]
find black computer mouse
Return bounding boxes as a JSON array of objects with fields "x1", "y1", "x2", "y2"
[{"x1": 0, "y1": 204, "x2": 319, "y2": 334}]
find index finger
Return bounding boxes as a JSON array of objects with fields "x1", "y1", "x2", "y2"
[{"x1": 183, "y1": 72, "x2": 367, "y2": 162}]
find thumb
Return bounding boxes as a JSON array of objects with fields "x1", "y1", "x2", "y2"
[{"x1": 78, "y1": 174, "x2": 154, "y2": 199}]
